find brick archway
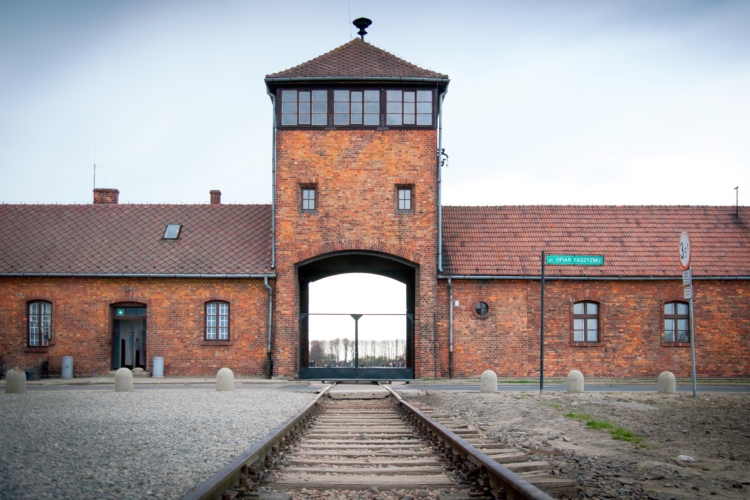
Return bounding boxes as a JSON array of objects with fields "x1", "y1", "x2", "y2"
[{"x1": 294, "y1": 240, "x2": 423, "y2": 267}]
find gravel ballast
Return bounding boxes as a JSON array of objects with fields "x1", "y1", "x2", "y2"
[{"x1": 0, "y1": 389, "x2": 316, "y2": 499}]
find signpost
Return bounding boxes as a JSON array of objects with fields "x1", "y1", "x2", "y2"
[
  {"x1": 680, "y1": 231, "x2": 697, "y2": 398},
  {"x1": 540, "y1": 252, "x2": 604, "y2": 394}
]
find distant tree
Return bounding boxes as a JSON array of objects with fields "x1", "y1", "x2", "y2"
[{"x1": 310, "y1": 340, "x2": 323, "y2": 365}]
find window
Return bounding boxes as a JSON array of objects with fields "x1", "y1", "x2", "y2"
[
  {"x1": 302, "y1": 187, "x2": 316, "y2": 211},
  {"x1": 206, "y1": 301, "x2": 229, "y2": 340},
  {"x1": 397, "y1": 187, "x2": 412, "y2": 211},
  {"x1": 664, "y1": 302, "x2": 690, "y2": 343},
  {"x1": 333, "y1": 90, "x2": 380, "y2": 126},
  {"x1": 386, "y1": 90, "x2": 433, "y2": 126},
  {"x1": 281, "y1": 89, "x2": 327, "y2": 126},
  {"x1": 28, "y1": 301, "x2": 51, "y2": 347},
  {"x1": 474, "y1": 302, "x2": 489, "y2": 318},
  {"x1": 573, "y1": 301, "x2": 599, "y2": 342},
  {"x1": 163, "y1": 224, "x2": 181, "y2": 239}
]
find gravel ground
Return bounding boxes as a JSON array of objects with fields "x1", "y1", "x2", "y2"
[
  {"x1": 423, "y1": 391, "x2": 750, "y2": 499},
  {"x1": 0, "y1": 388, "x2": 316, "y2": 499}
]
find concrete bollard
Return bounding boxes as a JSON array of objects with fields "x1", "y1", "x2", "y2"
[
  {"x1": 566, "y1": 370, "x2": 584, "y2": 393},
  {"x1": 5, "y1": 369, "x2": 27, "y2": 394},
  {"x1": 216, "y1": 367, "x2": 234, "y2": 391},
  {"x1": 114, "y1": 367, "x2": 134, "y2": 392},
  {"x1": 480, "y1": 369, "x2": 498, "y2": 393},
  {"x1": 658, "y1": 371, "x2": 677, "y2": 394}
]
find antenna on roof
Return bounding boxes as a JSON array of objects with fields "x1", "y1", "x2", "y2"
[
  {"x1": 353, "y1": 18, "x2": 372, "y2": 40},
  {"x1": 735, "y1": 186, "x2": 739, "y2": 218}
]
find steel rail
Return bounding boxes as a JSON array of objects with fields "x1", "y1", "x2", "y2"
[
  {"x1": 182, "y1": 384, "x2": 332, "y2": 500},
  {"x1": 385, "y1": 386, "x2": 554, "y2": 500}
]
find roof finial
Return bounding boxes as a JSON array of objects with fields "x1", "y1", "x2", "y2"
[{"x1": 353, "y1": 18, "x2": 372, "y2": 40}]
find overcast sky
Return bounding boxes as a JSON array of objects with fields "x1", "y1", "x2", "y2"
[{"x1": 1, "y1": 0, "x2": 748, "y2": 207}]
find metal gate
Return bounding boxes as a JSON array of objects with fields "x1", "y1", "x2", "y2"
[{"x1": 298, "y1": 313, "x2": 414, "y2": 380}]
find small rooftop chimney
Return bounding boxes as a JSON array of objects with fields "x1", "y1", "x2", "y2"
[
  {"x1": 93, "y1": 188, "x2": 119, "y2": 205},
  {"x1": 210, "y1": 190, "x2": 221, "y2": 205},
  {"x1": 353, "y1": 18, "x2": 372, "y2": 40}
]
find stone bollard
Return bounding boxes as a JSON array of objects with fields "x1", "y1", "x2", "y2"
[
  {"x1": 566, "y1": 370, "x2": 584, "y2": 393},
  {"x1": 5, "y1": 369, "x2": 27, "y2": 394},
  {"x1": 658, "y1": 371, "x2": 677, "y2": 394},
  {"x1": 216, "y1": 367, "x2": 234, "y2": 392},
  {"x1": 480, "y1": 369, "x2": 498, "y2": 393},
  {"x1": 114, "y1": 367, "x2": 134, "y2": 392}
]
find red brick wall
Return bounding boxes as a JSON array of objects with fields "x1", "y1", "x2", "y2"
[
  {"x1": 0, "y1": 277, "x2": 271, "y2": 377},
  {"x1": 273, "y1": 129, "x2": 439, "y2": 378},
  {"x1": 438, "y1": 279, "x2": 750, "y2": 379}
]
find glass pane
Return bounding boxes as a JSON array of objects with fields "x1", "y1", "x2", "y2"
[
  {"x1": 574, "y1": 330, "x2": 584, "y2": 342},
  {"x1": 299, "y1": 103, "x2": 310, "y2": 114},
  {"x1": 365, "y1": 90, "x2": 379, "y2": 101},
  {"x1": 281, "y1": 90, "x2": 296, "y2": 102},
  {"x1": 664, "y1": 303, "x2": 674, "y2": 315},
  {"x1": 219, "y1": 303, "x2": 229, "y2": 315},
  {"x1": 386, "y1": 102, "x2": 402, "y2": 113},
  {"x1": 312, "y1": 90, "x2": 327, "y2": 101},
  {"x1": 312, "y1": 114, "x2": 327, "y2": 126},
  {"x1": 664, "y1": 327, "x2": 674, "y2": 342},
  {"x1": 298, "y1": 91, "x2": 310, "y2": 102},
  {"x1": 334, "y1": 102, "x2": 349, "y2": 113},
  {"x1": 42, "y1": 302, "x2": 51, "y2": 314},
  {"x1": 333, "y1": 114, "x2": 349, "y2": 125},
  {"x1": 351, "y1": 114, "x2": 362, "y2": 124},
  {"x1": 137, "y1": 308, "x2": 146, "y2": 316},
  {"x1": 387, "y1": 90, "x2": 402, "y2": 101},
  {"x1": 404, "y1": 114, "x2": 415, "y2": 125},
  {"x1": 416, "y1": 114, "x2": 432, "y2": 125},
  {"x1": 587, "y1": 319, "x2": 598, "y2": 332},
  {"x1": 281, "y1": 103, "x2": 298, "y2": 114},
  {"x1": 364, "y1": 102, "x2": 379, "y2": 113},
  {"x1": 334, "y1": 90, "x2": 349, "y2": 101},
  {"x1": 573, "y1": 303, "x2": 584, "y2": 314},
  {"x1": 351, "y1": 91, "x2": 362, "y2": 102},
  {"x1": 30, "y1": 303, "x2": 38, "y2": 315},
  {"x1": 404, "y1": 103, "x2": 415, "y2": 114},
  {"x1": 219, "y1": 328, "x2": 228, "y2": 340},
  {"x1": 207, "y1": 303, "x2": 216, "y2": 315},
  {"x1": 351, "y1": 102, "x2": 363, "y2": 114},
  {"x1": 281, "y1": 114, "x2": 297, "y2": 126},
  {"x1": 363, "y1": 114, "x2": 379, "y2": 126},
  {"x1": 299, "y1": 114, "x2": 310, "y2": 125},
  {"x1": 416, "y1": 102, "x2": 432, "y2": 113},
  {"x1": 588, "y1": 330, "x2": 598, "y2": 342},
  {"x1": 417, "y1": 90, "x2": 432, "y2": 102},
  {"x1": 678, "y1": 319, "x2": 689, "y2": 333},
  {"x1": 386, "y1": 114, "x2": 402, "y2": 126},
  {"x1": 403, "y1": 92, "x2": 415, "y2": 102},
  {"x1": 574, "y1": 319, "x2": 584, "y2": 330},
  {"x1": 206, "y1": 327, "x2": 216, "y2": 340},
  {"x1": 587, "y1": 303, "x2": 598, "y2": 314},
  {"x1": 677, "y1": 303, "x2": 688, "y2": 315}
]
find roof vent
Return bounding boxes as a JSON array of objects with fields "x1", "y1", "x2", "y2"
[{"x1": 352, "y1": 18, "x2": 372, "y2": 40}]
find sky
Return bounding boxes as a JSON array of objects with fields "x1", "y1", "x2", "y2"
[{"x1": 1, "y1": 0, "x2": 749, "y2": 207}]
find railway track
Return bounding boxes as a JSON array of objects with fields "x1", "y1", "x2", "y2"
[{"x1": 184, "y1": 385, "x2": 573, "y2": 500}]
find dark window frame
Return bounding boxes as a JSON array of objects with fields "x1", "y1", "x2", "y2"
[
  {"x1": 28, "y1": 300, "x2": 52, "y2": 347},
  {"x1": 205, "y1": 301, "x2": 230, "y2": 341},
  {"x1": 276, "y1": 87, "x2": 437, "y2": 130},
  {"x1": 663, "y1": 301, "x2": 690, "y2": 344},
  {"x1": 473, "y1": 301, "x2": 490, "y2": 319},
  {"x1": 301, "y1": 185, "x2": 317, "y2": 212},
  {"x1": 280, "y1": 89, "x2": 328, "y2": 127},
  {"x1": 397, "y1": 186, "x2": 413, "y2": 212},
  {"x1": 573, "y1": 301, "x2": 599, "y2": 344}
]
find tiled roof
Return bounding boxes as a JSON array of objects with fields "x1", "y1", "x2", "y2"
[
  {"x1": 442, "y1": 206, "x2": 750, "y2": 277},
  {"x1": 0, "y1": 204, "x2": 273, "y2": 276},
  {"x1": 266, "y1": 38, "x2": 448, "y2": 80}
]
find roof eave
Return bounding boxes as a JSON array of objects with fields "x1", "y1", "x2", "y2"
[{"x1": 265, "y1": 76, "x2": 450, "y2": 91}]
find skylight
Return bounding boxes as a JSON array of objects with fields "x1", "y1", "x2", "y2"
[{"x1": 163, "y1": 224, "x2": 181, "y2": 239}]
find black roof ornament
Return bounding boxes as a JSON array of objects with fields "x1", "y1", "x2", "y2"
[{"x1": 353, "y1": 18, "x2": 372, "y2": 40}]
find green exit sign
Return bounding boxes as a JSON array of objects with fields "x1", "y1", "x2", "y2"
[
  {"x1": 116, "y1": 308, "x2": 125, "y2": 316},
  {"x1": 546, "y1": 254, "x2": 604, "y2": 266}
]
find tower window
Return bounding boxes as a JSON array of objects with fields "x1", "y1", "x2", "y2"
[
  {"x1": 281, "y1": 90, "x2": 327, "y2": 126},
  {"x1": 397, "y1": 187, "x2": 412, "y2": 211},
  {"x1": 333, "y1": 90, "x2": 380, "y2": 126},
  {"x1": 386, "y1": 90, "x2": 433, "y2": 126},
  {"x1": 302, "y1": 187, "x2": 316, "y2": 211}
]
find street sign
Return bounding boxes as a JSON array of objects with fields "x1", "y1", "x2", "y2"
[
  {"x1": 679, "y1": 231, "x2": 691, "y2": 270},
  {"x1": 684, "y1": 286, "x2": 693, "y2": 300},
  {"x1": 545, "y1": 255, "x2": 604, "y2": 266},
  {"x1": 682, "y1": 270, "x2": 692, "y2": 287}
]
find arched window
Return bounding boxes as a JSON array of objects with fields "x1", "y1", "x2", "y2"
[
  {"x1": 205, "y1": 301, "x2": 230, "y2": 340},
  {"x1": 664, "y1": 302, "x2": 690, "y2": 343},
  {"x1": 28, "y1": 301, "x2": 52, "y2": 347},
  {"x1": 573, "y1": 301, "x2": 599, "y2": 342}
]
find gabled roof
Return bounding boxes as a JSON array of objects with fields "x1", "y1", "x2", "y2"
[
  {"x1": 0, "y1": 204, "x2": 273, "y2": 276},
  {"x1": 266, "y1": 38, "x2": 448, "y2": 82},
  {"x1": 442, "y1": 206, "x2": 750, "y2": 277}
]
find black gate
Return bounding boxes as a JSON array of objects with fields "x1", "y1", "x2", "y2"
[{"x1": 298, "y1": 312, "x2": 414, "y2": 380}]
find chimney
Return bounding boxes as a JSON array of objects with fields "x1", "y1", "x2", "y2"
[
  {"x1": 93, "y1": 188, "x2": 119, "y2": 205},
  {"x1": 210, "y1": 190, "x2": 221, "y2": 205}
]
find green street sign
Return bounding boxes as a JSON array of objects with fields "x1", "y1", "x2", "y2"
[{"x1": 545, "y1": 254, "x2": 604, "y2": 266}]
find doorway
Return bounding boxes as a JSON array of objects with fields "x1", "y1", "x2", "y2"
[{"x1": 112, "y1": 305, "x2": 147, "y2": 370}]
